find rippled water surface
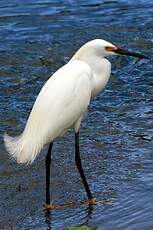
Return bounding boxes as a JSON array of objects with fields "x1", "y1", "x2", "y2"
[{"x1": 0, "y1": 0, "x2": 153, "y2": 229}]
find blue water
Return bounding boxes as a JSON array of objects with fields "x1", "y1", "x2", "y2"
[{"x1": 0, "y1": 0, "x2": 153, "y2": 229}]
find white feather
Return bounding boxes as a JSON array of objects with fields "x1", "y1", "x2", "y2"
[
  {"x1": 4, "y1": 60, "x2": 92, "y2": 163},
  {"x1": 4, "y1": 39, "x2": 114, "y2": 164}
]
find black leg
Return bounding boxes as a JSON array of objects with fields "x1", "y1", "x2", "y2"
[
  {"x1": 75, "y1": 131, "x2": 93, "y2": 200},
  {"x1": 45, "y1": 142, "x2": 53, "y2": 205}
]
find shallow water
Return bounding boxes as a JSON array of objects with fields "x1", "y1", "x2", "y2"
[{"x1": 0, "y1": 0, "x2": 153, "y2": 229}]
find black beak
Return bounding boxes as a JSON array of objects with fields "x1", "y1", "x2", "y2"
[{"x1": 114, "y1": 48, "x2": 149, "y2": 59}]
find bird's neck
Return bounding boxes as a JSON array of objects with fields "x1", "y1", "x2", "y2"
[{"x1": 70, "y1": 49, "x2": 111, "y2": 98}]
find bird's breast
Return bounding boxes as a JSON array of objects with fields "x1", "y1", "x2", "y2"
[{"x1": 91, "y1": 59, "x2": 111, "y2": 98}]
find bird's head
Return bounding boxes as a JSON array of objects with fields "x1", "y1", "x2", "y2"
[{"x1": 82, "y1": 39, "x2": 148, "y2": 59}]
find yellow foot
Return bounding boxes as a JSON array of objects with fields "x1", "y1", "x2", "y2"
[
  {"x1": 88, "y1": 198, "x2": 96, "y2": 205},
  {"x1": 44, "y1": 203, "x2": 55, "y2": 210}
]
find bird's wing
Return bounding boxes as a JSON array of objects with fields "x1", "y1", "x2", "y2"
[
  {"x1": 4, "y1": 60, "x2": 92, "y2": 164},
  {"x1": 24, "y1": 60, "x2": 92, "y2": 143}
]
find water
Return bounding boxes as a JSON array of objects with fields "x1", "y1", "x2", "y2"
[{"x1": 0, "y1": 0, "x2": 153, "y2": 229}]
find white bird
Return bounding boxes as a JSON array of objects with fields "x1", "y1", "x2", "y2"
[{"x1": 4, "y1": 39, "x2": 147, "y2": 209}]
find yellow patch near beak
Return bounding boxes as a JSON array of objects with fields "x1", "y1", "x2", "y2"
[{"x1": 105, "y1": 46, "x2": 118, "y2": 52}]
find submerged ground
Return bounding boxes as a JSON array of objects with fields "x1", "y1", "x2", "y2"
[{"x1": 0, "y1": 0, "x2": 153, "y2": 229}]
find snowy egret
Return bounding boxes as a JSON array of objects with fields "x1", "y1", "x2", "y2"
[{"x1": 4, "y1": 39, "x2": 147, "y2": 209}]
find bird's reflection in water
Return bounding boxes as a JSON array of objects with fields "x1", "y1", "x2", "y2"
[
  {"x1": 82, "y1": 205, "x2": 94, "y2": 226},
  {"x1": 44, "y1": 210, "x2": 52, "y2": 230},
  {"x1": 44, "y1": 204, "x2": 95, "y2": 230}
]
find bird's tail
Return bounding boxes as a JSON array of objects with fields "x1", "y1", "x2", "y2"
[{"x1": 3, "y1": 131, "x2": 43, "y2": 164}]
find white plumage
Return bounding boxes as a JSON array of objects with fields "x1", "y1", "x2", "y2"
[
  {"x1": 4, "y1": 60, "x2": 92, "y2": 163},
  {"x1": 4, "y1": 39, "x2": 143, "y2": 165}
]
